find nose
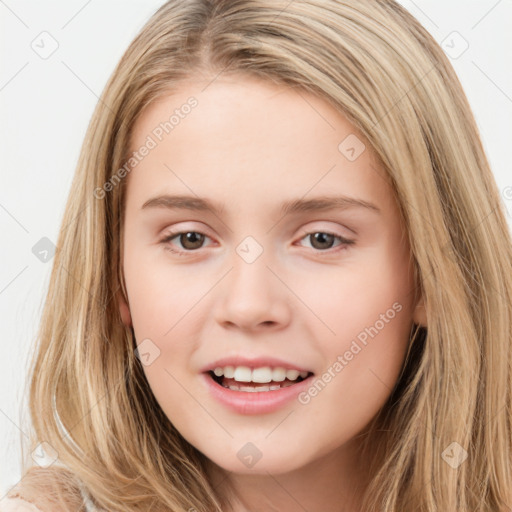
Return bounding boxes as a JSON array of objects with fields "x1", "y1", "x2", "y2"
[{"x1": 213, "y1": 254, "x2": 292, "y2": 332}]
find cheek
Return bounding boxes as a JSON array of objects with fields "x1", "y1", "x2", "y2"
[
  {"x1": 124, "y1": 250, "x2": 209, "y2": 338},
  {"x1": 123, "y1": 255, "x2": 209, "y2": 400},
  {"x1": 298, "y1": 252, "x2": 414, "y2": 396},
  {"x1": 296, "y1": 292, "x2": 412, "y2": 443},
  {"x1": 295, "y1": 255, "x2": 413, "y2": 341}
]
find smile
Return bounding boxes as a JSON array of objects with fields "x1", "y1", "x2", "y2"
[
  {"x1": 202, "y1": 370, "x2": 316, "y2": 415},
  {"x1": 209, "y1": 366, "x2": 313, "y2": 392}
]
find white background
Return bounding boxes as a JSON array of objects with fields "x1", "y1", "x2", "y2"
[{"x1": 1, "y1": 0, "x2": 511, "y2": 496}]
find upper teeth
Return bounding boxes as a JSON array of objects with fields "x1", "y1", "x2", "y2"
[{"x1": 212, "y1": 366, "x2": 309, "y2": 383}]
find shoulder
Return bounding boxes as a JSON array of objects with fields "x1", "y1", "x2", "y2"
[
  {"x1": 0, "y1": 496, "x2": 44, "y2": 512},
  {"x1": 1, "y1": 466, "x2": 89, "y2": 512}
]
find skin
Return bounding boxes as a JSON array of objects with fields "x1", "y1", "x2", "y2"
[{"x1": 118, "y1": 74, "x2": 427, "y2": 512}]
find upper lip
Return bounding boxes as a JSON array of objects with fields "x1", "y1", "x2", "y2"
[{"x1": 201, "y1": 356, "x2": 314, "y2": 374}]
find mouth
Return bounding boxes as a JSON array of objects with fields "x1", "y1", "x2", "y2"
[{"x1": 206, "y1": 370, "x2": 315, "y2": 392}]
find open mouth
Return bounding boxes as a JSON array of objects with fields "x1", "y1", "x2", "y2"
[{"x1": 207, "y1": 370, "x2": 314, "y2": 392}]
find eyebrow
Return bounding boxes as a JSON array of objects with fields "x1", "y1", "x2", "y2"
[{"x1": 140, "y1": 194, "x2": 380, "y2": 216}]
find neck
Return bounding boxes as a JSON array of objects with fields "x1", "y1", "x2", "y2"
[{"x1": 205, "y1": 434, "x2": 372, "y2": 512}]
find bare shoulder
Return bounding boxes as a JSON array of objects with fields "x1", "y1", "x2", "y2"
[{"x1": 2, "y1": 466, "x2": 87, "y2": 512}]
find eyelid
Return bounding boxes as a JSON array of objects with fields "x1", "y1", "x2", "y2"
[
  {"x1": 159, "y1": 222, "x2": 215, "y2": 242},
  {"x1": 295, "y1": 224, "x2": 353, "y2": 240},
  {"x1": 294, "y1": 222, "x2": 355, "y2": 243},
  {"x1": 159, "y1": 226, "x2": 355, "y2": 257}
]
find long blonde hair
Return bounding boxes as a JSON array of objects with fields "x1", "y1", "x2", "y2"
[{"x1": 13, "y1": 1, "x2": 512, "y2": 510}]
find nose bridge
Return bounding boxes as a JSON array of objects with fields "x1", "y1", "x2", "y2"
[
  {"x1": 231, "y1": 244, "x2": 271, "y2": 298},
  {"x1": 214, "y1": 235, "x2": 291, "y2": 329}
]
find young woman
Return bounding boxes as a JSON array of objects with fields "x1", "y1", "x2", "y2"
[{"x1": 3, "y1": 0, "x2": 512, "y2": 511}]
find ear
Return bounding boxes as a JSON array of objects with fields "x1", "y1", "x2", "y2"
[
  {"x1": 118, "y1": 290, "x2": 132, "y2": 327},
  {"x1": 412, "y1": 294, "x2": 427, "y2": 327}
]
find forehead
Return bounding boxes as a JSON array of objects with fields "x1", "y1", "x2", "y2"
[{"x1": 125, "y1": 75, "x2": 394, "y2": 216}]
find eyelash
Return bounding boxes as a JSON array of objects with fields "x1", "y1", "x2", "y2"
[{"x1": 159, "y1": 230, "x2": 355, "y2": 257}]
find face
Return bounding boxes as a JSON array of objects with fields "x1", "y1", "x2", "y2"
[{"x1": 119, "y1": 75, "x2": 426, "y2": 478}]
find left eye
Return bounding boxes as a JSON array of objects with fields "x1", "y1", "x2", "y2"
[
  {"x1": 159, "y1": 230, "x2": 354, "y2": 255},
  {"x1": 297, "y1": 231, "x2": 354, "y2": 252}
]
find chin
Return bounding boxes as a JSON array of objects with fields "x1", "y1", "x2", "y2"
[{"x1": 204, "y1": 445, "x2": 310, "y2": 476}]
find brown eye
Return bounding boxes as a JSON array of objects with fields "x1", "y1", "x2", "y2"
[
  {"x1": 309, "y1": 232, "x2": 336, "y2": 250},
  {"x1": 160, "y1": 231, "x2": 210, "y2": 254},
  {"x1": 176, "y1": 232, "x2": 205, "y2": 250},
  {"x1": 297, "y1": 231, "x2": 355, "y2": 255}
]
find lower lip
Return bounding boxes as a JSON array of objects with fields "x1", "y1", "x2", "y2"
[{"x1": 201, "y1": 372, "x2": 314, "y2": 415}]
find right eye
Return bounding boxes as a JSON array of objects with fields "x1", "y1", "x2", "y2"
[{"x1": 159, "y1": 230, "x2": 213, "y2": 255}]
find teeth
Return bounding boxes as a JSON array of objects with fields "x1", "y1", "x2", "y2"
[
  {"x1": 212, "y1": 365, "x2": 310, "y2": 383},
  {"x1": 233, "y1": 366, "x2": 252, "y2": 382},
  {"x1": 239, "y1": 385, "x2": 269, "y2": 392},
  {"x1": 223, "y1": 381, "x2": 295, "y2": 392}
]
